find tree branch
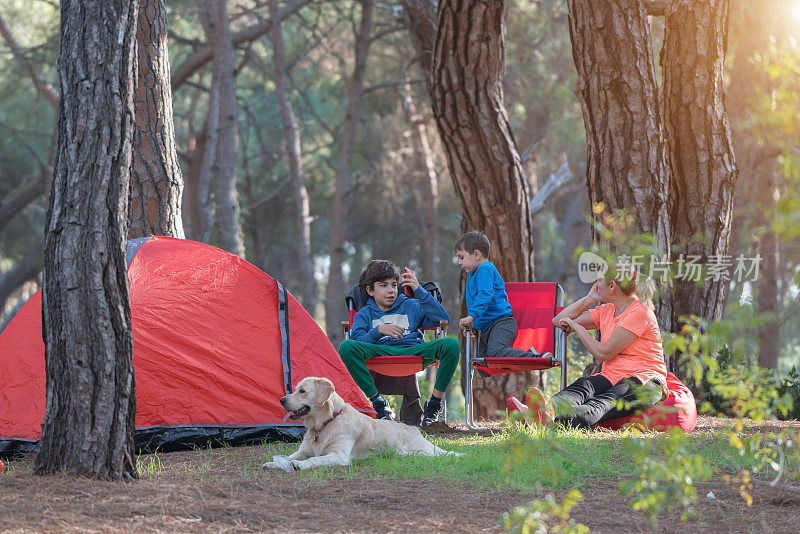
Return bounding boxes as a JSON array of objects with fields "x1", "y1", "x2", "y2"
[
  {"x1": 0, "y1": 173, "x2": 50, "y2": 232},
  {"x1": 529, "y1": 154, "x2": 572, "y2": 216},
  {"x1": 0, "y1": 253, "x2": 41, "y2": 311},
  {"x1": 171, "y1": 0, "x2": 312, "y2": 91},
  {"x1": 0, "y1": 11, "x2": 59, "y2": 107}
]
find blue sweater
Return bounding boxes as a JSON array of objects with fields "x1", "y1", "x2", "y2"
[
  {"x1": 350, "y1": 285, "x2": 450, "y2": 346},
  {"x1": 466, "y1": 261, "x2": 513, "y2": 331}
]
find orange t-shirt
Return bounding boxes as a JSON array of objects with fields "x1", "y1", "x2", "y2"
[{"x1": 587, "y1": 300, "x2": 668, "y2": 394}]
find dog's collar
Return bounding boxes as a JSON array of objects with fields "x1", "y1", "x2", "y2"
[{"x1": 312, "y1": 409, "x2": 342, "y2": 441}]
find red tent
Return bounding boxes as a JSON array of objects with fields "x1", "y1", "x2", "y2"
[{"x1": 0, "y1": 236, "x2": 373, "y2": 456}]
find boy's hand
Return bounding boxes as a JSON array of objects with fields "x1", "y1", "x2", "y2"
[
  {"x1": 400, "y1": 267, "x2": 420, "y2": 292},
  {"x1": 378, "y1": 324, "x2": 405, "y2": 339},
  {"x1": 459, "y1": 316, "x2": 474, "y2": 333},
  {"x1": 557, "y1": 319, "x2": 573, "y2": 333}
]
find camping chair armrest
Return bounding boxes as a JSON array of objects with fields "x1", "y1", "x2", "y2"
[{"x1": 341, "y1": 321, "x2": 351, "y2": 340}]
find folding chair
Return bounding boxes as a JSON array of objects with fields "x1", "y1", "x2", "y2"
[
  {"x1": 464, "y1": 282, "x2": 567, "y2": 429},
  {"x1": 341, "y1": 282, "x2": 448, "y2": 424}
]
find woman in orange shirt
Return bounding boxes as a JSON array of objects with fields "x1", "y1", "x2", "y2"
[{"x1": 527, "y1": 273, "x2": 667, "y2": 428}]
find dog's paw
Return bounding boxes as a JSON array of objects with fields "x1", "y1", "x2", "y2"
[
  {"x1": 290, "y1": 459, "x2": 308, "y2": 471},
  {"x1": 263, "y1": 455, "x2": 296, "y2": 472}
]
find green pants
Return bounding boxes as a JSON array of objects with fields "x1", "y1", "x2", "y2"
[{"x1": 338, "y1": 337, "x2": 460, "y2": 398}]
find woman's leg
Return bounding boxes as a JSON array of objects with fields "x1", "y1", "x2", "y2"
[
  {"x1": 550, "y1": 375, "x2": 613, "y2": 411},
  {"x1": 557, "y1": 377, "x2": 663, "y2": 429}
]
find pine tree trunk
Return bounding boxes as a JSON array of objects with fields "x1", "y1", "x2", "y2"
[
  {"x1": 431, "y1": 0, "x2": 536, "y2": 419},
  {"x1": 567, "y1": 0, "x2": 672, "y2": 327},
  {"x1": 324, "y1": 0, "x2": 373, "y2": 343},
  {"x1": 34, "y1": 0, "x2": 138, "y2": 481},
  {"x1": 269, "y1": 0, "x2": 316, "y2": 311},
  {"x1": 756, "y1": 179, "x2": 780, "y2": 368},
  {"x1": 399, "y1": 0, "x2": 438, "y2": 86},
  {"x1": 130, "y1": 0, "x2": 185, "y2": 239},
  {"x1": 210, "y1": 0, "x2": 244, "y2": 257},
  {"x1": 727, "y1": 0, "x2": 784, "y2": 368},
  {"x1": 402, "y1": 80, "x2": 439, "y2": 280},
  {"x1": 662, "y1": 0, "x2": 738, "y2": 330},
  {"x1": 197, "y1": 3, "x2": 222, "y2": 246},
  {"x1": 399, "y1": 0, "x2": 441, "y2": 279}
]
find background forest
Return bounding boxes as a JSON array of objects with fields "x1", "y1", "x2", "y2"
[{"x1": 1, "y1": 0, "x2": 799, "y2": 382}]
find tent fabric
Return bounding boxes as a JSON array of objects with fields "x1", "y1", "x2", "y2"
[{"x1": 0, "y1": 236, "x2": 373, "y2": 457}]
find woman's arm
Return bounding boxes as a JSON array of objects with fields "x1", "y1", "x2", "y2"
[
  {"x1": 553, "y1": 283, "x2": 602, "y2": 330},
  {"x1": 564, "y1": 317, "x2": 637, "y2": 363}
]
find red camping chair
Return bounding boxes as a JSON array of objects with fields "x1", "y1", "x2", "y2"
[
  {"x1": 464, "y1": 282, "x2": 567, "y2": 429},
  {"x1": 341, "y1": 282, "x2": 449, "y2": 423}
]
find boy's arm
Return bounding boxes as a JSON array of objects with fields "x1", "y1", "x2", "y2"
[
  {"x1": 467, "y1": 268, "x2": 494, "y2": 323},
  {"x1": 350, "y1": 309, "x2": 383, "y2": 343},
  {"x1": 414, "y1": 285, "x2": 449, "y2": 329}
]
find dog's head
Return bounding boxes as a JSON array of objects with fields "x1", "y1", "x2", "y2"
[{"x1": 280, "y1": 377, "x2": 341, "y2": 427}]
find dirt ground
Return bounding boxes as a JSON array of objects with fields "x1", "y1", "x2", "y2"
[{"x1": 1, "y1": 417, "x2": 799, "y2": 533}]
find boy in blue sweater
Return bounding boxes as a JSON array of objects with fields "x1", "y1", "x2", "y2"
[
  {"x1": 338, "y1": 260, "x2": 460, "y2": 427},
  {"x1": 455, "y1": 231, "x2": 551, "y2": 359}
]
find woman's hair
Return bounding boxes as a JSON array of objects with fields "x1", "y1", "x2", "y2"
[
  {"x1": 358, "y1": 259, "x2": 400, "y2": 296},
  {"x1": 610, "y1": 272, "x2": 656, "y2": 310}
]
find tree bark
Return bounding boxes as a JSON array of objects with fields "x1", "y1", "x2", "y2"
[
  {"x1": 431, "y1": 0, "x2": 536, "y2": 419},
  {"x1": 399, "y1": 0, "x2": 438, "y2": 87},
  {"x1": 130, "y1": 0, "x2": 185, "y2": 239},
  {"x1": 662, "y1": 0, "x2": 738, "y2": 330},
  {"x1": 324, "y1": 0, "x2": 373, "y2": 343},
  {"x1": 567, "y1": 0, "x2": 672, "y2": 329},
  {"x1": 34, "y1": 0, "x2": 138, "y2": 481},
  {"x1": 402, "y1": 78, "x2": 439, "y2": 280},
  {"x1": 431, "y1": 0, "x2": 534, "y2": 283},
  {"x1": 210, "y1": 0, "x2": 244, "y2": 257},
  {"x1": 566, "y1": 0, "x2": 670, "y2": 245},
  {"x1": 196, "y1": 3, "x2": 224, "y2": 246},
  {"x1": 269, "y1": 0, "x2": 316, "y2": 311}
]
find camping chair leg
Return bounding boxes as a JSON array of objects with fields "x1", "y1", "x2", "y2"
[
  {"x1": 556, "y1": 284, "x2": 567, "y2": 391},
  {"x1": 560, "y1": 329, "x2": 567, "y2": 391},
  {"x1": 464, "y1": 331, "x2": 479, "y2": 430}
]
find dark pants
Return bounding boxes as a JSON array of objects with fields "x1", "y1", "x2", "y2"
[
  {"x1": 552, "y1": 375, "x2": 663, "y2": 429},
  {"x1": 476, "y1": 315, "x2": 530, "y2": 358}
]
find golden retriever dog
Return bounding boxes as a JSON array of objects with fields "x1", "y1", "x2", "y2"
[{"x1": 262, "y1": 376, "x2": 460, "y2": 471}]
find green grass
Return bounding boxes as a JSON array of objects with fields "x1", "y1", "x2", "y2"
[
  {"x1": 130, "y1": 424, "x2": 799, "y2": 492},
  {"x1": 250, "y1": 426, "x2": 641, "y2": 491}
]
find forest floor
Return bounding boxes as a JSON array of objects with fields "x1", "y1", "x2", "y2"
[{"x1": 1, "y1": 416, "x2": 800, "y2": 533}]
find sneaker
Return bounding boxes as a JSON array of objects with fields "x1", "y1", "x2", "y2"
[
  {"x1": 507, "y1": 396, "x2": 527, "y2": 414},
  {"x1": 420, "y1": 400, "x2": 443, "y2": 428},
  {"x1": 371, "y1": 395, "x2": 395, "y2": 420},
  {"x1": 526, "y1": 347, "x2": 554, "y2": 359},
  {"x1": 524, "y1": 387, "x2": 554, "y2": 426}
]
